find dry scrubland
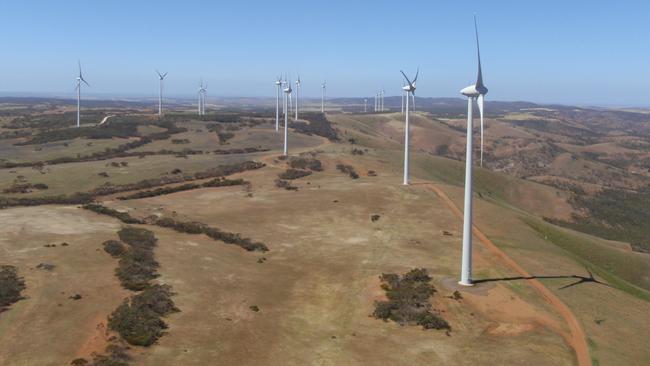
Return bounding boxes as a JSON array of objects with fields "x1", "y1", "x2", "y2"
[{"x1": 0, "y1": 105, "x2": 648, "y2": 365}]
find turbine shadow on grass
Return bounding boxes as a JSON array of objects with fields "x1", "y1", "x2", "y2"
[{"x1": 473, "y1": 271, "x2": 611, "y2": 290}]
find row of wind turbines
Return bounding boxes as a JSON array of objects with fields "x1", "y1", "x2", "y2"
[
  {"x1": 270, "y1": 16, "x2": 487, "y2": 286},
  {"x1": 73, "y1": 15, "x2": 487, "y2": 286}
]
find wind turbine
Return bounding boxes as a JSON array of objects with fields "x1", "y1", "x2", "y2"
[
  {"x1": 364, "y1": 98, "x2": 367, "y2": 113},
  {"x1": 282, "y1": 77, "x2": 287, "y2": 115},
  {"x1": 197, "y1": 81, "x2": 203, "y2": 115},
  {"x1": 400, "y1": 68, "x2": 418, "y2": 185},
  {"x1": 321, "y1": 80, "x2": 326, "y2": 113},
  {"x1": 381, "y1": 89, "x2": 385, "y2": 112},
  {"x1": 458, "y1": 15, "x2": 488, "y2": 286},
  {"x1": 156, "y1": 70, "x2": 168, "y2": 116},
  {"x1": 283, "y1": 79, "x2": 293, "y2": 156},
  {"x1": 75, "y1": 61, "x2": 90, "y2": 128},
  {"x1": 275, "y1": 76, "x2": 282, "y2": 131},
  {"x1": 202, "y1": 83, "x2": 208, "y2": 115},
  {"x1": 295, "y1": 75, "x2": 301, "y2": 120}
]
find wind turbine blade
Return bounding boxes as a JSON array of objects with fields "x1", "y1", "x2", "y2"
[
  {"x1": 156, "y1": 69, "x2": 162, "y2": 78},
  {"x1": 413, "y1": 67, "x2": 419, "y2": 83},
  {"x1": 474, "y1": 15, "x2": 484, "y2": 89},
  {"x1": 477, "y1": 94, "x2": 485, "y2": 167},
  {"x1": 162, "y1": 72, "x2": 168, "y2": 79},
  {"x1": 400, "y1": 70, "x2": 413, "y2": 87}
]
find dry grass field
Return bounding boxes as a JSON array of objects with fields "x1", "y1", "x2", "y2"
[{"x1": 0, "y1": 105, "x2": 648, "y2": 365}]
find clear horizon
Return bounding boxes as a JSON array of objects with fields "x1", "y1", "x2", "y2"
[{"x1": 1, "y1": 1, "x2": 649, "y2": 106}]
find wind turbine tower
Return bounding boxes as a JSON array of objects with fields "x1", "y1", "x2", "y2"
[
  {"x1": 458, "y1": 16, "x2": 488, "y2": 286},
  {"x1": 364, "y1": 98, "x2": 367, "y2": 113},
  {"x1": 75, "y1": 61, "x2": 90, "y2": 128},
  {"x1": 156, "y1": 70, "x2": 168, "y2": 116},
  {"x1": 275, "y1": 76, "x2": 282, "y2": 131},
  {"x1": 400, "y1": 68, "x2": 418, "y2": 185},
  {"x1": 283, "y1": 79, "x2": 293, "y2": 156},
  {"x1": 321, "y1": 81, "x2": 326, "y2": 113},
  {"x1": 295, "y1": 76, "x2": 301, "y2": 120}
]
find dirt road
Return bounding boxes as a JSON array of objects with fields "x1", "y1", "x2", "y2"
[{"x1": 417, "y1": 182, "x2": 591, "y2": 366}]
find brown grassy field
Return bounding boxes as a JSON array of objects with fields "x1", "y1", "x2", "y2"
[{"x1": 0, "y1": 107, "x2": 648, "y2": 365}]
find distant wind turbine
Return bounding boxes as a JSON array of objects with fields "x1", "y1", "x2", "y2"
[
  {"x1": 156, "y1": 70, "x2": 168, "y2": 116},
  {"x1": 275, "y1": 76, "x2": 282, "y2": 131},
  {"x1": 75, "y1": 61, "x2": 90, "y2": 128},
  {"x1": 295, "y1": 75, "x2": 301, "y2": 120},
  {"x1": 364, "y1": 98, "x2": 367, "y2": 113},
  {"x1": 321, "y1": 80, "x2": 326, "y2": 113},
  {"x1": 458, "y1": 15, "x2": 488, "y2": 286},
  {"x1": 283, "y1": 79, "x2": 293, "y2": 156},
  {"x1": 400, "y1": 68, "x2": 418, "y2": 185},
  {"x1": 197, "y1": 81, "x2": 207, "y2": 115}
]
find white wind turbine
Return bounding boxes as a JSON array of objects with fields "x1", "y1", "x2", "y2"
[
  {"x1": 197, "y1": 81, "x2": 207, "y2": 115},
  {"x1": 364, "y1": 98, "x2": 367, "y2": 113},
  {"x1": 275, "y1": 76, "x2": 282, "y2": 131},
  {"x1": 282, "y1": 77, "x2": 287, "y2": 115},
  {"x1": 75, "y1": 61, "x2": 90, "y2": 128},
  {"x1": 283, "y1": 79, "x2": 293, "y2": 156},
  {"x1": 156, "y1": 70, "x2": 168, "y2": 116},
  {"x1": 201, "y1": 83, "x2": 208, "y2": 115},
  {"x1": 381, "y1": 89, "x2": 385, "y2": 112},
  {"x1": 321, "y1": 80, "x2": 326, "y2": 113},
  {"x1": 295, "y1": 75, "x2": 301, "y2": 120},
  {"x1": 458, "y1": 15, "x2": 488, "y2": 286},
  {"x1": 400, "y1": 68, "x2": 418, "y2": 185}
]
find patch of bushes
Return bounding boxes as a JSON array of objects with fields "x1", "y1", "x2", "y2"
[
  {"x1": 0, "y1": 121, "x2": 188, "y2": 169},
  {"x1": 108, "y1": 285, "x2": 178, "y2": 346},
  {"x1": 288, "y1": 157, "x2": 323, "y2": 171},
  {"x1": 114, "y1": 227, "x2": 159, "y2": 291},
  {"x1": 116, "y1": 178, "x2": 246, "y2": 200},
  {"x1": 336, "y1": 164, "x2": 359, "y2": 179},
  {"x1": 0, "y1": 192, "x2": 93, "y2": 209},
  {"x1": 275, "y1": 179, "x2": 298, "y2": 191},
  {"x1": 2, "y1": 182, "x2": 49, "y2": 194},
  {"x1": 83, "y1": 204, "x2": 145, "y2": 224},
  {"x1": 15, "y1": 122, "x2": 140, "y2": 146},
  {"x1": 154, "y1": 217, "x2": 268, "y2": 252},
  {"x1": 372, "y1": 268, "x2": 450, "y2": 331},
  {"x1": 103, "y1": 240, "x2": 127, "y2": 257},
  {"x1": 351, "y1": 148, "x2": 364, "y2": 155},
  {"x1": 278, "y1": 169, "x2": 312, "y2": 180},
  {"x1": 546, "y1": 188, "x2": 650, "y2": 253},
  {"x1": 213, "y1": 147, "x2": 270, "y2": 155},
  {"x1": 0, "y1": 265, "x2": 26, "y2": 311},
  {"x1": 291, "y1": 112, "x2": 339, "y2": 140},
  {"x1": 217, "y1": 132, "x2": 235, "y2": 144}
]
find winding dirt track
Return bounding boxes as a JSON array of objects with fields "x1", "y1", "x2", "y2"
[{"x1": 416, "y1": 182, "x2": 591, "y2": 366}]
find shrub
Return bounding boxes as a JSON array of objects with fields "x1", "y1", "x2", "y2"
[
  {"x1": 108, "y1": 285, "x2": 177, "y2": 347},
  {"x1": 103, "y1": 240, "x2": 127, "y2": 257},
  {"x1": 275, "y1": 179, "x2": 298, "y2": 191},
  {"x1": 278, "y1": 169, "x2": 312, "y2": 180},
  {"x1": 118, "y1": 227, "x2": 157, "y2": 251},
  {"x1": 83, "y1": 204, "x2": 144, "y2": 224},
  {"x1": 289, "y1": 157, "x2": 323, "y2": 171},
  {"x1": 336, "y1": 164, "x2": 359, "y2": 179},
  {"x1": 0, "y1": 265, "x2": 26, "y2": 310},
  {"x1": 372, "y1": 268, "x2": 450, "y2": 331},
  {"x1": 351, "y1": 148, "x2": 364, "y2": 155},
  {"x1": 154, "y1": 217, "x2": 269, "y2": 252}
]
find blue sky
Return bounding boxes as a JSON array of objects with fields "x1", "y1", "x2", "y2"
[{"x1": 1, "y1": 0, "x2": 649, "y2": 106}]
